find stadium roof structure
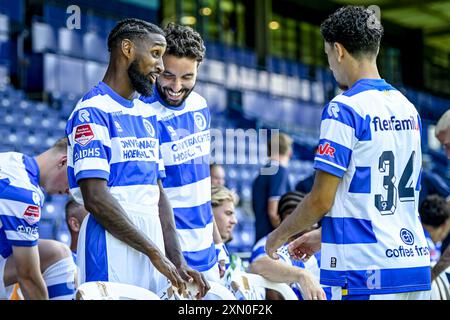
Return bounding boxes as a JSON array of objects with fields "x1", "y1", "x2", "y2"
[{"x1": 332, "y1": 0, "x2": 450, "y2": 53}]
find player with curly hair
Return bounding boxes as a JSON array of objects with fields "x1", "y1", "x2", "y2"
[{"x1": 266, "y1": 6, "x2": 431, "y2": 300}]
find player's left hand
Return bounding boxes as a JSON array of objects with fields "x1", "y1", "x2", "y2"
[
  {"x1": 265, "y1": 230, "x2": 286, "y2": 260},
  {"x1": 177, "y1": 264, "x2": 210, "y2": 299}
]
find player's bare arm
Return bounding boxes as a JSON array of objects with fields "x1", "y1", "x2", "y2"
[
  {"x1": 8, "y1": 246, "x2": 48, "y2": 300},
  {"x1": 250, "y1": 256, "x2": 326, "y2": 300},
  {"x1": 157, "y1": 179, "x2": 209, "y2": 298},
  {"x1": 79, "y1": 178, "x2": 184, "y2": 290},
  {"x1": 266, "y1": 171, "x2": 340, "y2": 259}
]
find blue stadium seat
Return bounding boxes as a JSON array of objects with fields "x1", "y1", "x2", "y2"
[
  {"x1": 83, "y1": 32, "x2": 108, "y2": 62},
  {"x1": 58, "y1": 27, "x2": 83, "y2": 58}
]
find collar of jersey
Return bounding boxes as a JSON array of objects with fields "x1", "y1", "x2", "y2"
[
  {"x1": 22, "y1": 155, "x2": 40, "y2": 187},
  {"x1": 98, "y1": 81, "x2": 134, "y2": 108},
  {"x1": 154, "y1": 84, "x2": 187, "y2": 111},
  {"x1": 349, "y1": 78, "x2": 389, "y2": 90}
]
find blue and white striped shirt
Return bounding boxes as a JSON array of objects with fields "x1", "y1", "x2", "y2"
[
  {"x1": 315, "y1": 78, "x2": 430, "y2": 295},
  {"x1": 141, "y1": 89, "x2": 216, "y2": 272},
  {"x1": 66, "y1": 81, "x2": 163, "y2": 211},
  {"x1": 0, "y1": 152, "x2": 45, "y2": 259}
]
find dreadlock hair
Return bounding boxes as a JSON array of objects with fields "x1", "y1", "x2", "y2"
[
  {"x1": 164, "y1": 22, "x2": 205, "y2": 63},
  {"x1": 278, "y1": 191, "x2": 306, "y2": 220},
  {"x1": 320, "y1": 6, "x2": 383, "y2": 58},
  {"x1": 107, "y1": 18, "x2": 165, "y2": 52}
]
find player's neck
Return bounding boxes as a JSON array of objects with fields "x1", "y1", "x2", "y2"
[
  {"x1": 102, "y1": 65, "x2": 135, "y2": 101},
  {"x1": 35, "y1": 150, "x2": 51, "y2": 190},
  {"x1": 348, "y1": 61, "x2": 381, "y2": 88}
]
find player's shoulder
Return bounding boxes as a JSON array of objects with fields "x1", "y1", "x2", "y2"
[
  {"x1": 185, "y1": 91, "x2": 208, "y2": 111},
  {"x1": 0, "y1": 153, "x2": 42, "y2": 201},
  {"x1": 253, "y1": 236, "x2": 268, "y2": 251}
]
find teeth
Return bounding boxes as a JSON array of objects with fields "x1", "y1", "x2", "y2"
[{"x1": 168, "y1": 91, "x2": 182, "y2": 97}]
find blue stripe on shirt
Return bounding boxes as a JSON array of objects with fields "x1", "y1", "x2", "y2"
[
  {"x1": 320, "y1": 266, "x2": 431, "y2": 295},
  {"x1": 321, "y1": 217, "x2": 378, "y2": 244},
  {"x1": 109, "y1": 161, "x2": 159, "y2": 186},
  {"x1": 183, "y1": 244, "x2": 218, "y2": 272},
  {"x1": 315, "y1": 139, "x2": 352, "y2": 173},
  {"x1": 321, "y1": 101, "x2": 371, "y2": 141},
  {"x1": 0, "y1": 214, "x2": 37, "y2": 231},
  {"x1": 0, "y1": 183, "x2": 39, "y2": 205},
  {"x1": 162, "y1": 157, "x2": 210, "y2": 188},
  {"x1": 174, "y1": 202, "x2": 213, "y2": 230},
  {"x1": 47, "y1": 283, "x2": 75, "y2": 299},
  {"x1": 348, "y1": 166, "x2": 371, "y2": 194}
]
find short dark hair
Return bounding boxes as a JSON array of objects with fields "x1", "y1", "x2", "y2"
[
  {"x1": 420, "y1": 195, "x2": 450, "y2": 228},
  {"x1": 278, "y1": 191, "x2": 305, "y2": 220},
  {"x1": 107, "y1": 18, "x2": 165, "y2": 52},
  {"x1": 164, "y1": 23, "x2": 205, "y2": 63},
  {"x1": 320, "y1": 6, "x2": 383, "y2": 58}
]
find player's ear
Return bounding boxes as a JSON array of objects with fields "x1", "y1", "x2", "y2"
[
  {"x1": 121, "y1": 38, "x2": 134, "y2": 60},
  {"x1": 59, "y1": 155, "x2": 68, "y2": 168},
  {"x1": 334, "y1": 42, "x2": 345, "y2": 62}
]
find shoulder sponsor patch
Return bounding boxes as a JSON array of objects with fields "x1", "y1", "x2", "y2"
[
  {"x1": 23, "y1": 205, "x2": 40, "y2": 225},
  {"x1": 74, "y1": 124, "x2": 95, "y2": 146},
  {"x1": 317, "y1": 142, "x2": 335, "y2": 157}
]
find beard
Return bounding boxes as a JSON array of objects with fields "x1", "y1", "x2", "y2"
[
  {"x1": 156, "y1": 80, "x2": 195, "y2": 107},
  {"x1": 128, "y1": 59, "x2": 154, "y2": 97}
]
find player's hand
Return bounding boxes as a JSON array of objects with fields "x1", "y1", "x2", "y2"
[
  {"x1": 151, "y1": 253, "x2": 186, "y2": 294},
  {"x1": 177, "y1": 264, "x2": 210, "y2": 299},
  {"x1": 218, "y1": 260, "x2": 226, "y2": 278},
  {"x1": 265, "y1": 229, "x2": 286, "y2": 260},
  {"x1": 297, "y1": 271, "x2": 327, "y2": 300},
  {"x1": 288, "y1": 227, "x2": 321, "y2": 261}
]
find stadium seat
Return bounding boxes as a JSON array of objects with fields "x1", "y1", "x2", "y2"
[
  {"x1": 430, "y1": 271, "x2": 450, "y2": 300},
  {"x1": 227, "y1": 271, "x2": 298, "y2": 300},
  {"x1": 58, "y1": 27, "x2": 83, "y2": 58},
  {"x1": 75, "y1": 281, "x2": 160, "y2": 300},
  {"x1": 32, "y1": 22, "x2": 57, "y2": 53}
]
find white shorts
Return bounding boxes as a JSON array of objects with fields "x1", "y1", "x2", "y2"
[
  {"x1": 0, "y1": 257, "x2": 14, "y2": 299},
  {"x1": 77, "y1": 203, "x2": 168, "y2": 294}
]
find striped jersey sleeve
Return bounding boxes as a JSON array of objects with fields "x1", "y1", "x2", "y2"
[
  {"x1": 66, "y1": 107, "x2": 112, "y2": 183},
  {"x1": 314, "y1": 100, "x2": 370, "y2": 178}
]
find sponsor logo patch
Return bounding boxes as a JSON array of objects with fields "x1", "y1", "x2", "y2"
[
  {"x1": 317, "y1": 142, "x2": 336, "y2": 157},
  {"x1": 23, "y1": 205, "x2": 40, "y2": 225},
  {"x1": 74, "y1": 124, "x2": 95, "y2": 146}
]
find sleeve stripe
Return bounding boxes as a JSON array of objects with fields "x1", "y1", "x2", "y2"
[
  {"x1": 5, "y1": 230, "x2": 38, "y2": 242},
  {"x1": 75, "y1": 169, "x2": 110, "y2": 183}
]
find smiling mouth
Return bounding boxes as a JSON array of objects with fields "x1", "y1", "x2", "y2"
[{"x1": 165, "y1": 89, "x2": 185, "y2": 100}]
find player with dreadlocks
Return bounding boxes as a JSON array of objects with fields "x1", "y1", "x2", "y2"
[{"x1": 65, "y1": 18, "x2": 188, "y2": 295}]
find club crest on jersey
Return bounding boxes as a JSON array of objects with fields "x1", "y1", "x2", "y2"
[
  {"x1": 74, "y1": 124, "x2": 95, "y2": 146},
  {"x1": 327, "y1": 102, "x2": 340, "y2": 118},
  {"x1": 78, "y1": 109, "x2": 91, "y2": 123},
  {"x1": 114, "y1": 121, "x2": 123, "y2": 133},
  {"x1": 23, "y1": 205, "x2": 40, "y2": 225},
  {"x1": 194, "y1": 112, "x2": 207, "y2": 130},
  {"x1": 167, "y1": 125, "x2": 177, "y2": 138},
  {"x1": 32, "y1": 192, "x2": 40, "y2": 205},
  {"x1": 143, "y1": 119, "x2": 155, "y2": 137},
  {"x1": 317, "y1": 142, "x2": 335, "y2": 157}
]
